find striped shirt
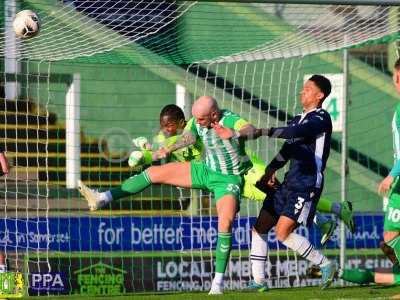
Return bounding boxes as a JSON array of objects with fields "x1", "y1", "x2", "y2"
[{"x1": 186, "y1": 110, "x2": 252, "y2": 175}]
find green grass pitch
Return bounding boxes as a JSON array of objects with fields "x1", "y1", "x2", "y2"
[{"x1": 21, "y1": 286, "x2": 400, "y2": 300}]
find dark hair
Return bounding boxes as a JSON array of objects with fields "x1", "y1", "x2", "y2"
[
  {"x1": 160, "y1": 104, "x2": 185, "y2": 122},
  {"x1": 394, "y1": 58, "x2": 400, "y2": 71},
  {"x1": 309, "y1": 74, "x2": 332, "y2": 101}
]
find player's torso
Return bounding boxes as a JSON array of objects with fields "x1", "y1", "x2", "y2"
[
  {"x1": 284, "y1": 110, "x2": 332, "y2": 190},
  {"x1": 194, "y1": 111, "x2": 250, "y2": 175}
]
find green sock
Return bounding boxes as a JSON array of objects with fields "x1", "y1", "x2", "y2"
[
  {"x1": 109, "y1": 171, "x2": 152, "y2": 201},
  {"x1": 340, "y1": 268, "x2": 375, "y2": 284},
  {"x1": 215, "y1": 232, "x2": 232, "y2": 274},
  {"x1": 387, "y1": 236, "x2": 400, "y2": 262},
  {"x1": 317, "y1": 197, "x2": 332, "y2": 213}
]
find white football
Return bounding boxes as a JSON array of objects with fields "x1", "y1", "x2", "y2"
[{"x1": 13, "y1": 10, "x2": 40, "y2": 39}]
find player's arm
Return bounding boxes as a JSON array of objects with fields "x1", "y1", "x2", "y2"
[
  {"x1": 155, "y1": 118, "x2": 198, "y2": 159},
  {"x1": 164, "y1": 132, "x2": 196, "y2": 153},
  {"x1": 267, "y1": 142, "x2": 290, "y2": 171},
  {"x1": 390, "y1": 106, "x2": 400, "y2": 177},
  {"x1": 213, "y1": 113, "x2": 260, "y2": 140},
  {"x1": 255, "y1": 143, "x2": 289, "y2": 192},
  {"x1": 261, "y1": 112, "x2": 331, "y2": 139},
  {"x1": 378, "y1": 106, "x2": 400, "y2": 194},
  {"x1": 0, "y1": 151, "x2": 9, "y2": 175}
]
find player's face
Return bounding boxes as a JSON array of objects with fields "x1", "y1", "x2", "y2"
[
  {"x1": 195, "y1": 113, "x2": 212, "y2": 128},
  {"x1": 300, "y1": 80, "x2": 324, "y2": 109},
  {"x1": 160, "y1": 116, "x2": 182, "y2": 137},
  {"x1": 195, "y1": 110, "x2": 219, "y2": 128}
]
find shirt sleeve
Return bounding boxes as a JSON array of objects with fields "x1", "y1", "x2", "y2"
[
  {"x1": 389, "y1": 160, "x2": 400, "y2": 177},
  {"x1": 184, "y1": 117, "x2": 198, "y2": 137},
  {"x1": 222, "y1": 111, "x2": 249, "y2": 130},
  {"x1": 390, "y1": 106, "x2": 400, "y2": 176},
  {"x1": 269, "y1": 111, "x2": 331, "y2": 139},
  {"x1": 267, "y1": 142, "x2": 291, "y2": 170}
]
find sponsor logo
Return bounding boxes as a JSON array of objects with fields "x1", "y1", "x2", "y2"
[
  {"x1": 74, "y1": 262, "x2": 126, "y2": 296},
  {"x1": 0, "y1": 272, "x2": 24, "y2": 297},
  {"x1": 29, "y1": 273, "x2": 66, "y2": 292}
]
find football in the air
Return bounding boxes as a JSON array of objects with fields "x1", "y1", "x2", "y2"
[{"x1": 13, "y1": 10, "x2": 40, "y2": 39}]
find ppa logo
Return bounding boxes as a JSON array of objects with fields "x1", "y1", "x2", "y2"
[{"x1": 29, "y1": 273, "x2": 67, "y2": 293}]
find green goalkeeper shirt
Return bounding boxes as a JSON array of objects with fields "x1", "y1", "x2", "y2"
[
  {"x1": 186, "y1": 110, "x2": 252, "y2": 176},
  {"x1": 390, "y1": 103, "x2": 400, "y2": 177},
  {"x1": 153, "y1": 130, "x2": 203, "y2": 163}
]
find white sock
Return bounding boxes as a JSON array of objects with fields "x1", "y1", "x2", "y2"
[
  {"x1": 100, "y1": 191, "x2": 113, "y2": 204},
  {"x1": 282, "y1": 233, "x2": 328, "y2": 266},
  {"x1": 213, "y1": 272, "x2": 224, "y2": 285},
  {"x1": 250, "y1": 231, "x2": 268, "y2": 283},
  {"x1": 0, "y1": 264, "x2": 7, "y2": 273}
]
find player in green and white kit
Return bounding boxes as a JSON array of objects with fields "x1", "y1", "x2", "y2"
[
  {"x1": 378, "y1": 58, "x2": 400, "y2": 267},
  {"x1": 78, "y1": 96, "x2": 262, "y2": 295}
]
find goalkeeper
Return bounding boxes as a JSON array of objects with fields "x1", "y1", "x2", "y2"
[{"x1": 129, "y1": 104, "x2": 353, "y2": 245}]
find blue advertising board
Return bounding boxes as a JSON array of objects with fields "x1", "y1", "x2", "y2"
[{"x1": 0, "y1": 214, "x2": 384, "y2": 252}]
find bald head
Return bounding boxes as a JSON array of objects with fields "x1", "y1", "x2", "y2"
[
  {"x1": 192, "y1": 96, "x2": 220, "y2": 128},
  {"x1": 192, "y1": 96, "x2": 218, "y2": 117}
]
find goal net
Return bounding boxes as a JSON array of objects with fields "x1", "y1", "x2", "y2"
[{"x1": 0, "y1": 0, "x2": 398, "y2": 295}]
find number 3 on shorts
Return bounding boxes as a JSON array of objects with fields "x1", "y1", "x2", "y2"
[{"x1": 295, "y1": 197, "x2": 305, "y2": 211}]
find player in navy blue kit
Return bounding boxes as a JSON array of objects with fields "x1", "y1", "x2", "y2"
[{"x1": 248, "y1": 75, "x2": 337, "y2": 291}]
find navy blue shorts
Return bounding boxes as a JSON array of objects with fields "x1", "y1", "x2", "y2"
[{"x1": 262, "y1": 184, "x2": 321, "y2": 227}]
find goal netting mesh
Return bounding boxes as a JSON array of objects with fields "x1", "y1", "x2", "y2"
[{"x1": 0, "y1": 0, "x2": 398, "y2": 295}]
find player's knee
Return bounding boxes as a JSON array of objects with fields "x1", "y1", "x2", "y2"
[
  {"x1": 384, "y1": 231, "x2": 399, "y2": 243},
  {"x1": 146, "y1": 166, "x2": 163, "y2": 183},
  {"x1": 253, "y1": 219, "x2": 269, "y2": 234},
  {"x1": 218, "y1": 217, "x2": 234, "y2": 232},
  {"x1": 275, "y1": 226, "x2": 291, "y2": 242}
]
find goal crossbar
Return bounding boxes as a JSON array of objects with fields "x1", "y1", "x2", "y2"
[{"x1": 192, "y1": 0, "x2": 400, "y2": 6}]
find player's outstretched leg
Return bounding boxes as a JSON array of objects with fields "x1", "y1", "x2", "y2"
[
  {"x1": 339, "y1": 201, "x2": 355, "y2": 233},
  {"x1": 79, "y1": 162, "x2": 192, "y2": 211},
  {"x1": 314, "y1": 212, "x2": 337, "y2": 246},
  {"x1": 317, "y1": 198, "x2": 355, "y2": 233},
  {"x1": 276, "y1": 216, "x2": 337, "y2": 289},
  {"x1": 78, "y1": 170, "x2": 152, "y2": 211}
]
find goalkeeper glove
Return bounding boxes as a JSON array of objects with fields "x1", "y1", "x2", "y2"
[
  {"x1": 128, "y1": 151, "x2": 144, "y2": 168},
  {"x1": 132, "y1": 137, "x2": 151, "y2": 150}
]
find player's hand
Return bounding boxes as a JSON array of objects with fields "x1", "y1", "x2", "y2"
[
  {"x1": 211, "y1": 122, "x2": 236, "y2": 140},
  {"x1": 378, "y1": 175, "x2": 395, "y2": 195},
  {"x1": 155, "y1": 147, "x2": 170, "y2": 160},
  {"x1": 132, "y1": 137, "x2": 151, "y2": 150},
  {"x1": 2, "y1": 166, "x2": 9, "y2": 175},
  {"x1": 1, "y1": 162, "x2": 9, "y2": 175},
  {"x1": 255, "y1": 169, "x2": 279, "y2": 192}
]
